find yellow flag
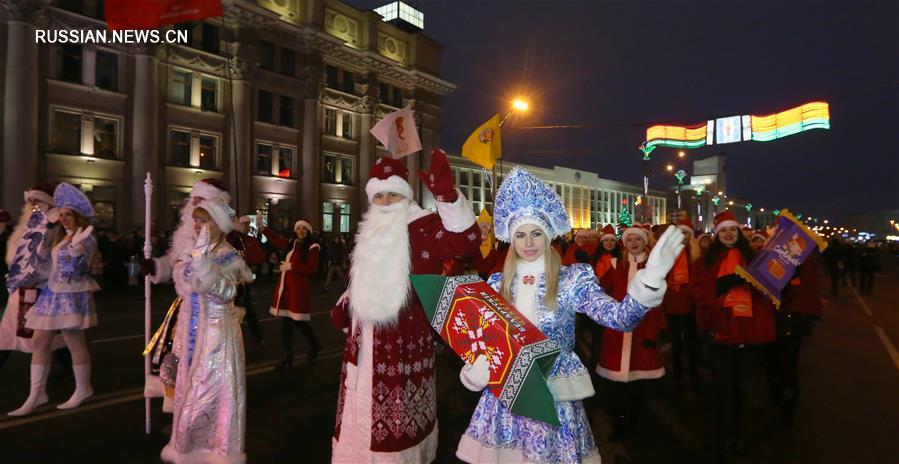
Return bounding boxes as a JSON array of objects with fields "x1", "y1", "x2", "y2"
[
  {"x1": 462, "y1": 114, "x2": 502, "y2": 170},
  {"x1": 477, "y1": 209, "x2": 494, "y2": 259}
]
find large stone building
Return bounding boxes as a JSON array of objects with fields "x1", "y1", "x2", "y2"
[{"x1": 0, "y1": 0, "x2": 453, "y2": 233}]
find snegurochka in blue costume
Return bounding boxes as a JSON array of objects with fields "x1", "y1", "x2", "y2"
[{"x1": 455, "y1": 167, "x2": 685, "y2": 464}]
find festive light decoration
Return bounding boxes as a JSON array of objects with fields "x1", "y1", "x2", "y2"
[
  {"x1": 772, "y1": 209, "x2": 781, "y2": 216},
  {"x1": 619, "y1": 207, "x2": 632, "y2": 227},
  {"x1": 745, "y1": 203, "x2": 753, "y2": 212},
  {"x1": 643, "y1": 101, "x2": 830, "y2": 151},
  {"x1": 675, "y1": 169, "x2": 687, "y2": 184},
  {"x1": 712, "y1": 196, "x2": 721, "y2": 206}
]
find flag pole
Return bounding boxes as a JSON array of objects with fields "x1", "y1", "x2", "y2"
[{"x1": 143, "y1": 172, "x2": 153, "y2": 434}]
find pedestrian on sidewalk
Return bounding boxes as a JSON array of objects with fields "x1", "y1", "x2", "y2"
[
  {"x1": 764, "y1": 253, "x2": 823, "y2": 425},
  {"x1": 858, "y1": 242, "x2": 880, "y2": 295},
  {"x1": 659, "y1": 218, "x2": 702, "y2": 390},
  {"x1": 692, "y1": 211, "x2": 775, "y2": 461},
  {"x1": 227, "y1": 215, "x2": 266, "y2": 347},
  {"x1": 161, "y1": 200, "x2": 253, "y2": 463},
  {"x1": 259, "y1": 216, "x2": 321, "y2": 367},
  {"x1": 595, "y1": 222, "x2": 667, "y2": 443},
  {"x1": 323, "y1": 233, "x2": 348, "y2": 293},
  {"x1": 10, "y1": 183, "x2": 100, "y2": 416}
]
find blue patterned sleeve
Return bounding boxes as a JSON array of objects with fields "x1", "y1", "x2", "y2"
[
  {"x1": 486, "y1": 272, "x2": 504, "y2": 292},
  {"x1": 561, "y1": 264, "x2": 649, "y2": 332}
]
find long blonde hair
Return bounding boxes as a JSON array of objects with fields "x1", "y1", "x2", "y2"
[
  {"x1": 501, "y1": 238, "x2": 561, "y2": 310},
  {"x1": 52, "y1": 210, "x2": 91, "y2": 247}
]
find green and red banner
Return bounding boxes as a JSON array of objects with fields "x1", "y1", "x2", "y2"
[
  {"x1": 105, "y1": 0, "x2": 223, "y2": 30},
  {"x1": 735, "y1": 210, "x2": 828, "y2": 308},
  {"x1": 411, "y1": 274, "x2": 561, "y2": 426}
]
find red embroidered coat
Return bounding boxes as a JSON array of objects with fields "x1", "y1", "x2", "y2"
[
  {"x1": 261, "y1": 228, "x2": 319, "y2": 321},
  {"x1": 596, "y1": 259, "x2": 666, "y2": 382},
  {"x1": 332, "y1": 207, "x2": 480, "y2": 455},
  {"x1": 692, "y1": 252, "x2": 775, "y2": 346}
]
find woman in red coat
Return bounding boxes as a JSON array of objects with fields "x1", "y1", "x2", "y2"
[
  {"x1": 692, "y1": 211, "x2": 774, "y2": 460},
  {"x1": 764, "y1": 253, "x2": 823, "y2": 424},
  {"x1": 260, "y1": 218, "x2": 321, "y2": 367},
  {"x1": 596, "y1": 224, "x2": 665, "y2": 443},
  {"x1": 659, "y1": 218, "x2": 702, "y2": 388}
]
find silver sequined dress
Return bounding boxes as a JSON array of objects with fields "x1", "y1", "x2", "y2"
[{"x1": 161, "y1": 242, "x2": 253, "y2": 464}]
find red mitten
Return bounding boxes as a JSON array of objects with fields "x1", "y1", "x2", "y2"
[
  {"x1": 418, "y1": 149, "x2": 458, "y2": 203},
  {"x1": 331, "y1": 298, "x2": 350, "y2": 334}
]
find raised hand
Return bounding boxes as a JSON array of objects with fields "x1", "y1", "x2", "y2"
[
  {"x1": 71, "y1": 226, "x2": 94, "y2": 245},
  {"x1": 417, "y1": 149, "x2": 458, "y2": 203},
  {"x1": 192, "y1": 225, "x2": 210, "y2": 259},
  {"x1": 642, "y1": 225, "x2": 685, "y2": 288}
]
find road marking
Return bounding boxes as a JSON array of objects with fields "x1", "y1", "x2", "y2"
[
  {"x1": 0, "y1": 348, "x2": 346, "y2": 430},
  {"x1": 874, "y1": 326, "x2": 899, "y2": 375},
  {"x1": 847, "y1": 283, "x2": 873, "y2": 316}
]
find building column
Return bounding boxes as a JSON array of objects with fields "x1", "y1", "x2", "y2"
[
  {"x1": 228, "y1": 57, "x2": 255, "y2": 215},
  {"x1": 2, "y1": 0, "x2": 45, "y2": 216},
  {"x1": 355, "y1": 95, "x2": 377, "y2": 211},
  {"x1": 130, "y1": 45, "x2": 158, "y2": 227},
  {"x1": 301, "y1": 79, "x2": 321, "y2": 223}
]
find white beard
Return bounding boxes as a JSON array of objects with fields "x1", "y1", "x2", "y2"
[
  {"x1": 168, "y1": 200, "x2": 198, "y2": 263},
  {"x1": 348, "y1": 200, "x2": 412, "y2": 326},
  {"x1": 6, "y1": 204, "x2": 34, "y2": 267}
]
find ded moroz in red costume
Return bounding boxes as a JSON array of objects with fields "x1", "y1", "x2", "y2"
[{"x1": 330, "y1": 151, "x2": 480, "y2": 463}]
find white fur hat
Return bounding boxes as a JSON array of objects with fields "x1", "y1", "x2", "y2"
[
  {"x1": 294, "y1": 220, "x2": 313, "y2": 234},
  {"x1": 196, "y1": 199, "x2": 235, "y2": 233}
]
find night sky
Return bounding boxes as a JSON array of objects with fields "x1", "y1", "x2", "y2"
[{"x1": 347, "y1": 0, "x2": 899, "y2": 221}]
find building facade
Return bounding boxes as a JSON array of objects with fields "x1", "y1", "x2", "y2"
[{"x1": 0, "y1": 0, "x2": 453, "y2": 234}]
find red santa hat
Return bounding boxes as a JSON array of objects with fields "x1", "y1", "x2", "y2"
[
  {"x1": 714, "y1": 211, "x2": 740, "y2": 233},
  {"x1": 365, "y1": 157, "x2": 413, "y2": 202},
  {"x1": 190, "y1": 178, "x2": 230, "y2": 203},
  {"x1": 23, "y1": 184, "x2": 55, "y2": 207},
  {"x1": 600, "y1": 224, "x2": 617, "y2": 242},
  {"x1": 294, "y1": 219, "x2": 313, "y2": 234},
  {"x1": 676, "y1": 218, "x2": 695, "y2": 234},
  {"x1": 621, "y1": 223, "x2": 649, "y2": 243}
]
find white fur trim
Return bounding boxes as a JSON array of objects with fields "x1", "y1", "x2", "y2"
[
  {"x1": 24, "y1": 189, "x2": 54, "y2": 206},
  {"x1": 547, "y1": 372, "x2": 595, "y2": 401},
  {"x1": 714, "y1": 220, "x2": 739, "y2": 233},
  {"x1": 508, "y1": 215, "x2": 550, "y2": 242},
  {"x1": 622, "y1": 227, "x2": 648, "y2": 243},
  {"x1": 294, "y1": 220, "x2": 313, "y2": 234},
  {"x1": 365, "y1": 175, "x2": 413, "y2": 202},
  {"x1": 601, "y1": 233, "x2": 617, "y2": 242},
  {"x1": 269, "y1": 307, "x2": 311, "y2": 321},
  {"x1": 595, "y1": 365, "x2": 666, "y2": 382},
  {"x1": 627, "y1": 269, "x2": 667, "y2": 308},
  {"x1": 434, "y1": 189, "x2": 476, "y2": 233},
  {"x1": 190, "y1": 180, "x2": 230, "y2": 203},
  {"x1": 196, "y1": 200, "x2": 234, "y2": 233}
]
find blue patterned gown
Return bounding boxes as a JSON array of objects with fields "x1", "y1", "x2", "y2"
[
  {"x1": 25, "y1": 234, "x2": 99, "y2": 331},
  {"x1": 457, "y1": 263, "x2": 663, "y2": 464}
]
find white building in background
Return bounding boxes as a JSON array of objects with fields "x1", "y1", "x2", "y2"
[{"x1": 443, "y1": 155, "x2": 669, "y2": 229}]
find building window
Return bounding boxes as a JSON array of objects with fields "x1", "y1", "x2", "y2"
[
  {"x1": 169, "y1": 130, "x2": 191, "y2": 167},
  {"x1": 93, "y1": 116, "x2": 118, "y2": 158},
  {"x1": 256, "y1": 143, "x2": 272, "y2": 175},
  {"x1": 392, "y1": 87, "x2": 403, "y2": 108},
  {"x1": 170, "y1": 70, "x2": 191, "y2": 106},
  {"x1": 339, "y1": 203, "x2": 351, "y2": 233},
  {"x1": 322, "y1": 201, "x2": 351, "y2": 233},
  {"x1": 95, "y1": 50, "x2": 118, "y2": 91},
  {"x1": 322, "y1": 154, "x2": 353, "y2": 185},
  {"x1": 280, "y1": 48, "x2": 295, "y2": 76},
  {"x1": 324, "y1": 108, "x2": 338, "y2": 135},
  {"x1": 279, "y1": 96, "x2": 294, "y2": 127},
  {"x1": 200, "y1": 23, "x2": 220, "y2": 54},
  {"x1": 258, "y1": 90, "x2": 273, "y2": 123},
  {"x1": 200, "y1": 77, "x2": 218, "y2": 111},
  {"x1": 341, "y1": 112, "x2": 353, "y2": 139},
  {"x1": 342, "y1": 70, "x2": 355, "y2": 94},
  {"x1": 57, "y1": 44, "x2": 82, "y2": 84},
  {"x1": 322, "y1": 202, "x2": 334, "y2": 233},
  {"x1": 199, "y1": 135, "x2": 217, "y2": 169},
  {"x1": 277, "y1": 147, "x2": 294, "y2": 178},
  {"x1": 259, "y1": 41, "x2": 274, "y2": 70},
  {"x1": 52, "y1": 110, "x2": 81, "y2": 155},
  {"x1": 325, "y1": 64, "x2": 339, "y2": 89}
]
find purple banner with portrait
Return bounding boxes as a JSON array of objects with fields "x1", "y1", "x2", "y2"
[{"x1": 735, "y1": 210, "x2": 827, "y2": 308}]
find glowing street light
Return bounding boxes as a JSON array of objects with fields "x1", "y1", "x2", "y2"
[
  {"x1": 824, "y1": 219, "x2": 829, "y2": 224},
  {"x1": 666, "y1": 164, "x2": 674, "y2": 172},
  {"x1": 512, "y1": 99, "x2": 529, "y2": 112},
  {"x1": 678, "y1": 151, "x2": 685, "y2": 158},
  {"x1": 718, "y1": 191, "x2": 724, "y2": 196}
]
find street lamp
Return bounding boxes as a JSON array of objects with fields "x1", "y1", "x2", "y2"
[
  {"x1": 824, "y1": 219, "x2": 829, "y2": 224},
  {"x1": 512, "y1": 99, "x2": 529, "y2": 112},
  {"x1": 678, "y1": 151, "x2": 685, "y2": 158},
  {"x1": 666, "y1": 164, "x2": 674, "y2": 172}
]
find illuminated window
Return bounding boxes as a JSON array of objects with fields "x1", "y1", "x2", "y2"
[
  {"x1": 324, "y1": 108, "x2": 338, "y2": 135},
  {"x1": 341, "y1": 112, "x2": 353, "y2": 139},
  {"x1": 200, "y1": 77, "x2": 218, "y2": 111},
  {"x1": 322, "y1": 154, "x2": 353, "y2": 185},
  {"x1": 93, "y1": 116, "x2": 118, "y2": 158},
  {"x1": 170, "y1": 70, "x2": 191, "y2": 106},
  {"x1": 277, "y1": 147, "x2": 294, "y2": 178},
  {"x1": 199, "y1": 135, "x2": 216, "y2": 169},
  {"x1": 256, "y1": 143, "x2": 272, "y2": 175}
]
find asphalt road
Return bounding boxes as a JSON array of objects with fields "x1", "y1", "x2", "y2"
[{"x1": 0, "y1": 258, "x2": 896, "y2": 463}]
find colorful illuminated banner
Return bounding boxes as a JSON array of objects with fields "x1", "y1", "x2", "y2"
[{"x1": 644, "y1": 102, "x2": 829, "y2": 150}]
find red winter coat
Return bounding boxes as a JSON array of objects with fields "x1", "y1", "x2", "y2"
[
  {"x1": 226, "y1": 231, "x2": 265, "y2": 266},
  {"x1": 660, "y1": 250, "x2": 698, "y2": 316},
  {"x1": 692, "y1": 251, "x2": 775, "y2": 346},
  {"x1": 596, "y1": 258, "x2": 665, "y2": 382},
  {"x1": 262, "y1": 228, "x2": 319, "y2": 321}
]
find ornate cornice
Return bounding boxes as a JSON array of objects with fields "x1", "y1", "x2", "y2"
[
  {"x1": 5, "y1": 0, "x2": 48, "y2": 23},
  {"x1": 222, "y1": 0, "x2": 279, "y2": 29},
  {"x1": 227, "y1": 56, "x2": 256, "y2": 80},
  {"x1": 353, "y1": 95, "x2": 378, "y2": 114},
  {"x1": 321, "y1": 87, "x2": 359, "y2": 111},
  {"x1": 303, "y1": 79, "x2": 322, "y2": 100},
  {"x1": 161, "y1": 46, "x2": 228, "y2": 74}
]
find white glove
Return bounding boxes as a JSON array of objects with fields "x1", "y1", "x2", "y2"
[
  {"x1": 279, "y1": 261, "x2": 292, "y2": 272},
  {"x1": 459, "y1": 355, "x2": 490, "y2": 392},
  {"x1": 71, "y1": 226, "x2": 94, "y2": 246},
  {"x1": 192, "y1": 225, "x2": 210, "y2": 260},
  {"x1": 336, "y1": 289, "x2": 350, "y2": 307},
  {"x1": 642, "y1": 225, "x2": 685, "y2": 288}
]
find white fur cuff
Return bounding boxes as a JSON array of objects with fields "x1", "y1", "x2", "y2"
[
  {"x1": 628, "y1": 269, "x2": 667, "y2": 308},
  {"x1": 435, "y1": 189, "x2": 476, "y2": 233}
]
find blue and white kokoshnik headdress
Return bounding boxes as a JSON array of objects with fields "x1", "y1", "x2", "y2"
[
  {"x1": 54, "y1": 182, "x2": 95, "y2": 219},
  {"x1": 494, "y1": 167, "x2": 571, "y2": 242}
]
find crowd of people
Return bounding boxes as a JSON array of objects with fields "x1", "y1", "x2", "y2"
[{"x1": 0, "y1": 150, "x2": 890, "y2": 463}]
